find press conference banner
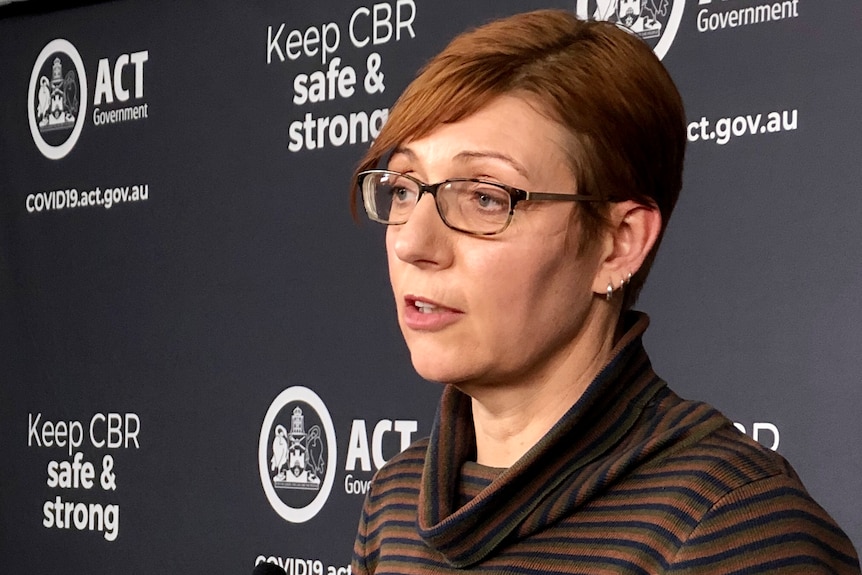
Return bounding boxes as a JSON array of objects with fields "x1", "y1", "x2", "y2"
[{"x1": 1, "y1": 0, "x2": 860, "y2": 572}]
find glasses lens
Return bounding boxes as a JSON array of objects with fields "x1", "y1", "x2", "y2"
[
  {"x1": 437, "y1": 181, "x2": 512, "y2": 235},
  {"x1": 363, "y1": 172, "x2": 418, "y2": 224}
]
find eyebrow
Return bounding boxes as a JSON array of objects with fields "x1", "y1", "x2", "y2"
[{"x1": 391, "y1": 146, "x2": 530, "y2": 179}]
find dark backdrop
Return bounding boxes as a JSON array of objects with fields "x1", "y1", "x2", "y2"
[{"x1": 2, "y1": 0, "x2": 860, "y2": 572}]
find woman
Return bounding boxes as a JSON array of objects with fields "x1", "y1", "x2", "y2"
[{"x1": 351, "y1": 10, "x2": 860, "y2": 574}]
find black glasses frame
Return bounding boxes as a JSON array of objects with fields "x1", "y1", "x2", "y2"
[{"x1": 357, "y1": 169, "x2": 619, "y2": 236}]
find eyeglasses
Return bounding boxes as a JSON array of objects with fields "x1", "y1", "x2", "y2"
[{"x1": 357, "y1": 169, "x2": 617, "y2": 236}]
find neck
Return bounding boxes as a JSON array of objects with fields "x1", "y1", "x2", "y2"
[{"x1": 463, "y1": 305, "x2": 620, "y2": 468}]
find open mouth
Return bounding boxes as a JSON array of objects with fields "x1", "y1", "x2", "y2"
[
  {"x1": 407, "y1": 296, "x2": 459, "y2": 314},
  {"x1": 414, "y1": 300, "x2": 439, "y2": 314},
  {"x1": 402, "y1": 297, "x2": 464, "y2": 330}
]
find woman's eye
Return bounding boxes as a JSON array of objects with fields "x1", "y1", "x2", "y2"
[
  {"x1": 473, "y1": 189, "x2": 508, "y2": 211},
  {"x1": 391, "y1": 186, "x2": 413, "y2": 201}
]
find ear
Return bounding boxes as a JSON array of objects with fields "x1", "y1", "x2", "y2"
[{"x1": 591, "y1": 200, "x2": 662, "y2": 298}]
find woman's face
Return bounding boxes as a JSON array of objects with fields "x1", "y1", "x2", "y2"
[{"x1": 385, "y1": 95, "x2": 607, "y2": 388}]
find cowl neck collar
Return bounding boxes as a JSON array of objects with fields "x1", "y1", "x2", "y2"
[{"x1": 417, "y1": 312, "x2": 666, "y2": 567}]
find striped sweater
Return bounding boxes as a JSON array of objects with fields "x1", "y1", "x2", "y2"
[{"x1": 353, "y1": 313, "x2": 860, "y2": 574}]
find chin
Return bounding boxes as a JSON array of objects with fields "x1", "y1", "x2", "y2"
[
  {"x1": 410, "y1": 357, "x2": 458, "y2": 384},
  {"x1": 402, "y1": 328, "x2": 490, "y2": 384},
  {"x1": 408, "y1": 349, "x2": 475, "y2": 385}
]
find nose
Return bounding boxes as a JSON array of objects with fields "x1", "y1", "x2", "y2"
[{"x1": 388, "y1": 192, "x2": 453, "y2": 269}]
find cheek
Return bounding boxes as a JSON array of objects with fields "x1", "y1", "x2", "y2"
[
  {"x1": 463, "y1": 246, "x2": 558, "y2": 317},
  {"x1": 481, "y1": 243, "x2": 593, "y2": 325},
  {"x1": 384, "y1": 227, "x2": 396, "y2": 256},
  {"x1": 384, "y1": 230, "x2": 400, "y2": 279}
]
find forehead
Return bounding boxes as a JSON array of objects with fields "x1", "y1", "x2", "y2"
[
  {"x1": 389, "y1": 95, "x2": 572, "y2": 182},
  {"x1": 390, "y1": 146, "x2": 531, "y2": 179}
]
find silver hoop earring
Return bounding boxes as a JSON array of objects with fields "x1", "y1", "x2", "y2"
[{"x1": 606, "y1": 282, "x2": 614, "y2": 301}]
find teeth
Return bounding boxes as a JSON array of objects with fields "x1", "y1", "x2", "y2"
[{"x1": 415, "y1": 301, "x2": 437, "y2": 314}]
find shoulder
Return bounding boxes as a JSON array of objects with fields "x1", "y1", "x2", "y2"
[
  {"x1": 643, "y1": 396, "x2": 860, "y2": 572},
  {"x1": 375, "y1": 436, "x2": 429, "y2": 476},
  {"x1": 365, "y1": 436, "x2": 429, "y2": 501},
  {"x1": 655, "y1": 412, "x2": 797, "y2": 497},
  {"x1": 639, "y1": 388, "x2": 799, "y2": 498},
  {"x1": 668, "y1": 467, "x2": 860, "y2": 572}
]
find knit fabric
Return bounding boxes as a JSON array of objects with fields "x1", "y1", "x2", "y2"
[{"x1": 353, "y1": 313, "x2": 860, "y2": 574}]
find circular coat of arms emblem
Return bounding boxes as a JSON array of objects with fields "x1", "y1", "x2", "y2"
[
  {"x1": 259, "y1": 386, "x2": 337, "y2": 523},
  {"x1": 28, "y1": 39, "x2": 88, "y2": 159}
]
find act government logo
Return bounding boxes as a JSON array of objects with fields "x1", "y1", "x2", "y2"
[
  {"x1": 576, "y1": 0, "x2": 686, "y2": 60},
  {"x1": 28, "y1": 39, "x2": 88, "y2": 160},
  {"x1": 259, "y1": 386, "x2": 337, "y2": 523}
]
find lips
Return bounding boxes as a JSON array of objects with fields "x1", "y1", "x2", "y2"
[{"x1": 402, "y1": 295, "x2": 464, "y2": 331}]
